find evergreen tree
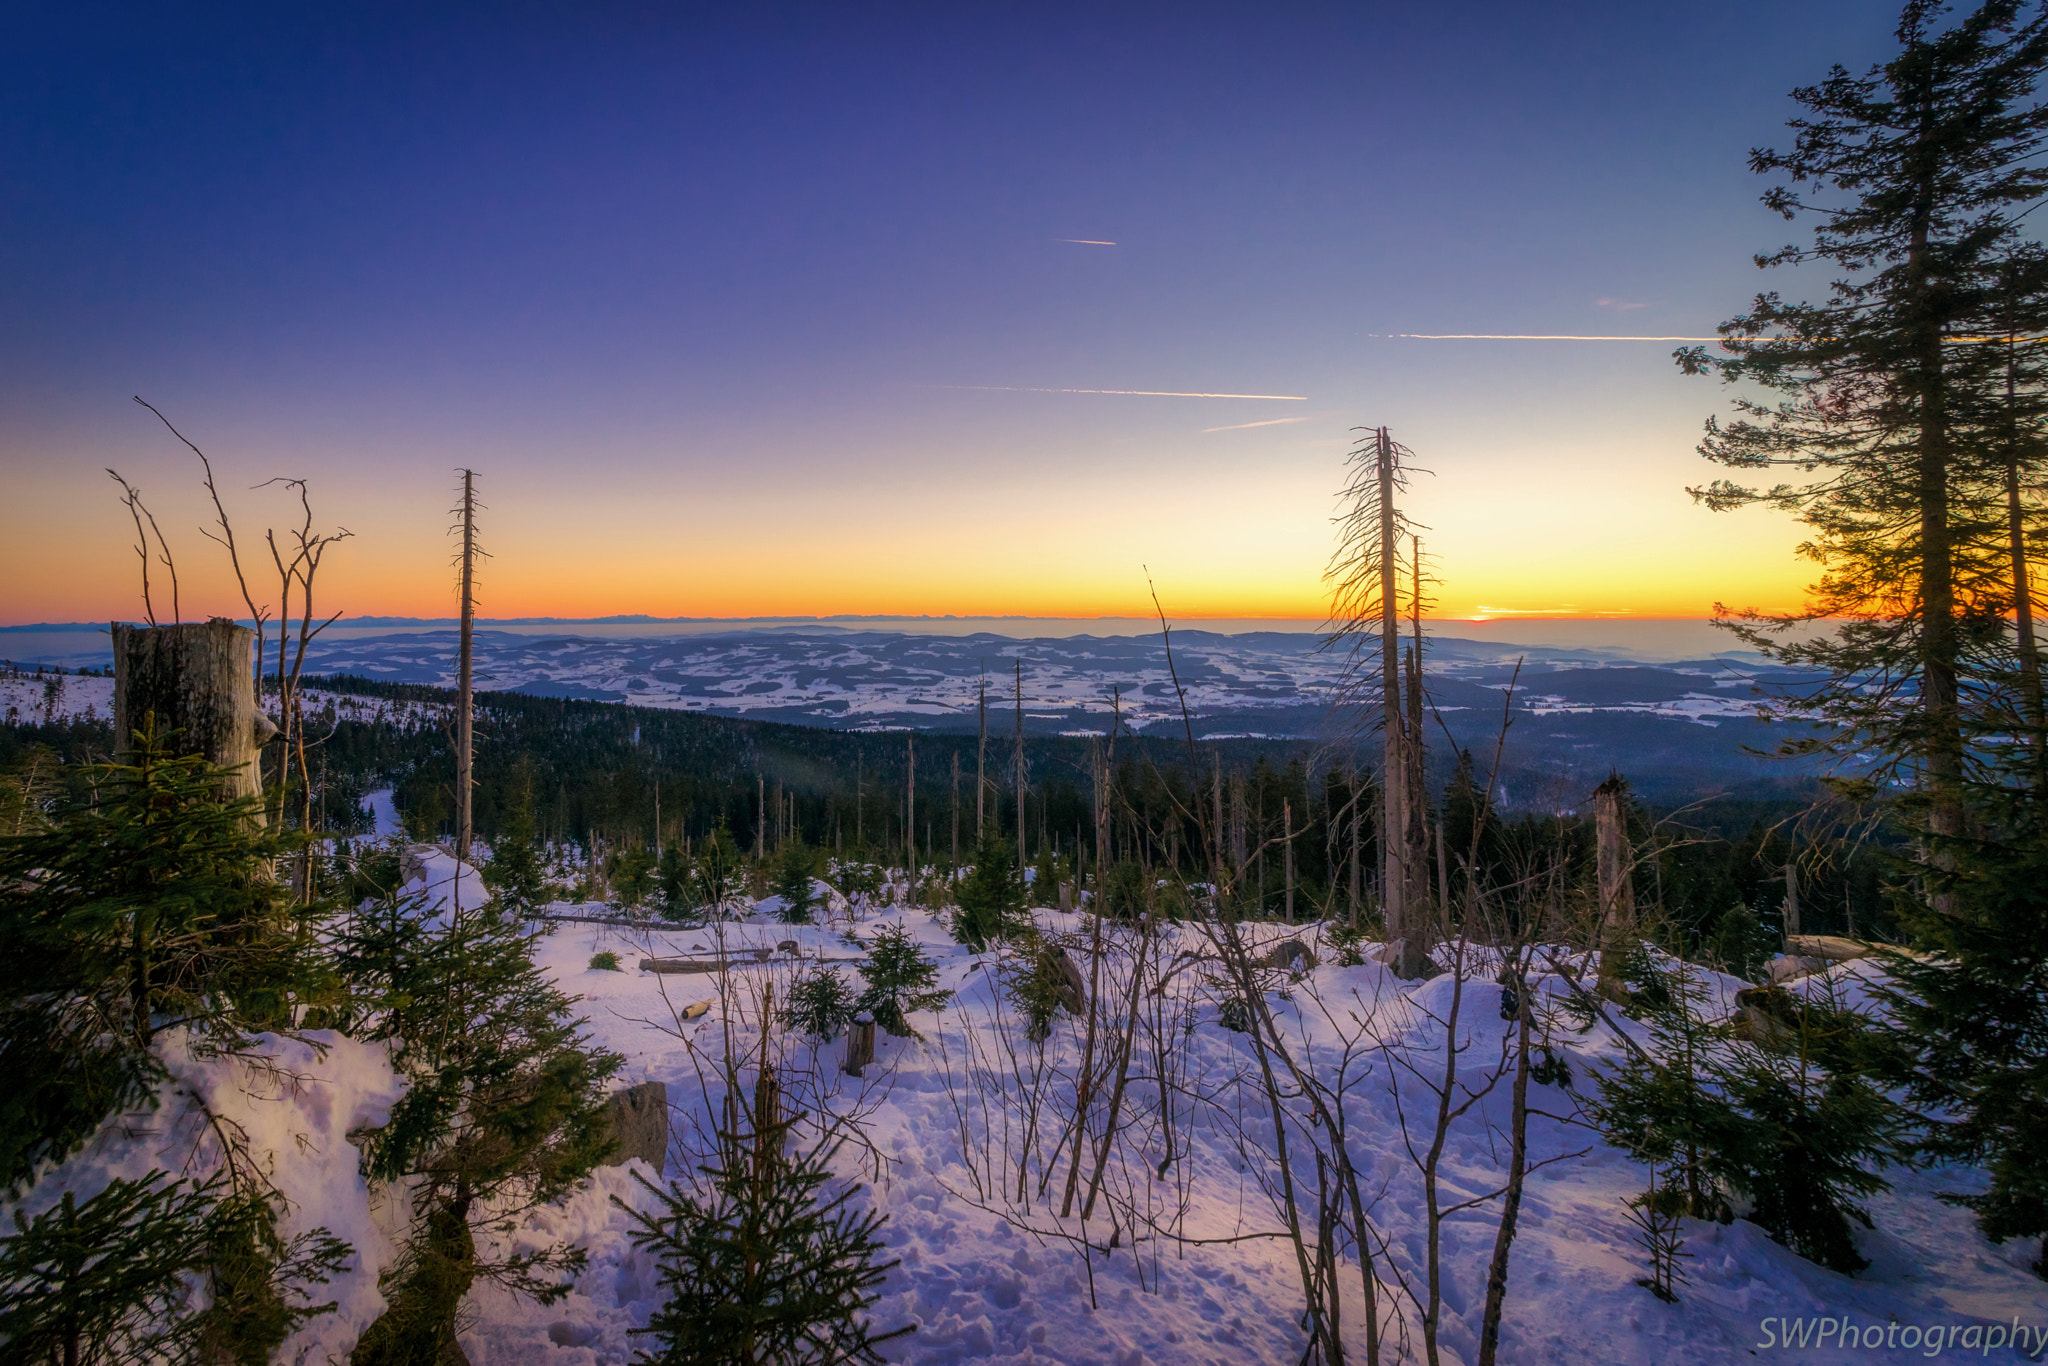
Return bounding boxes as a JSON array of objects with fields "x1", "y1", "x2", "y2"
[
  {"x1": 611, "y1": 845, "x2": 657, "y2": 911},
  {"x1": 772, "y1": 838, "x2": 821, "y2": 924},
  {"x1": 691, "y1": 822, "x2": 746, "y2": 920},
  {"x1": 781, "y1": 966, "x2": 857, "y2": 1042},
  {"x1": 0, "y1": 729, "x2": 310, "y2": 1193},
  {"x1": 481, "y1": 761, "x2": 549, "y2": 916},
  {"x1": 1881, "y1": 769, "x2": 2048, "y2": 1273},
  {"x1": 620, "y1": 1068, "x2": 909, "y2": 1366},
  {"x1": 336, "y1": 892, "x2": 624, "y2": 1366},
  {"x1": 1679, "y1": 0, "x2": 2048, "y2": 853},
  {"x1": 951, "y1": 833, "x2": 1026, "y2": 951},
  {"x1": 1592, "y1": 958, "x2": 1901, "y2": 1273},
  {"x1": 854, "y1": 924, "x2": 949, "y2": 1039},
  {"x1": 0, "y1": 1174, "x2": 221, "y2": 1365}
]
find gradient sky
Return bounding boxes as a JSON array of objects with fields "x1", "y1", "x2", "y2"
[{"x1": 0, "y1": 2, "x2": 1898, "y2": 626}]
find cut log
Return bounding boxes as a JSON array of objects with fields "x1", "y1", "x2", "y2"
[
  {"x1": 112, "y1": 619, "x2": 275, "y2": 804},
  {"x1": 1785, "y1": 934, "x2": 1880, "y2": 963}
]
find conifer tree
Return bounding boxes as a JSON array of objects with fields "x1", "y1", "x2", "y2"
[
  {"x1": 481, "y1": 761, "x2": 549, "y2": 916},
  {"x1": 1679, "y1": 0, "x2": 2048, "y2": 854},
  {"x1": 621, "y1": 1068, "x2": 909, "y2": 1366},
  {"x1": 0, "y1": 728, "x2": 309, "y2": 1192},
  {"x1": 854, "y1": 924, "x2": 949, "y2": 1039},
  {"x1": 337, "y1": 890, "x2": 623, "y2": 1366},
  {"x1": 950, "y1": 832, "x2": 1027, "y2": 951},
  {"x1": 772, "y1": 838, "x2": 821, "y2": 923}
]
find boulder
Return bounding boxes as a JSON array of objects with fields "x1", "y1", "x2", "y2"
[{"x1": 600, "y1": 1081, "x2": 668, "y2": 1174}]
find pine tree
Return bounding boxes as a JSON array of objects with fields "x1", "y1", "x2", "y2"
[
  {"x1": 337, "y1": 892, "x2": 624, "y2": 1366},
  {"x1": 0, "y1": 727, "x2": 310, "y2": 1193},
  {"x1": 951, "y1": 832, "x2": 1026, "y2": 951},
  {"x1": 1679, "y1": 0, "x2": 2048, "y2": 855},
  {"x1": 481, "y1": 762, "x2": 549, "y2": 916},
  {"x1": 620, "y1": 1068, "x2": 909, "y2": 1366},
  {"x1": 782, "y1": 966, "x2": 857, "y2": 1042},
  {"x1": 772, "y1": 839, "x2": 821, "y2": 924},
  {"x1": 854, "y1": 924, "x2": 949, "y2": 1039},
  {"x1": 1591, "y1": 957, "x2": 1901, "y2": 1273},
  {"x1": 1881, "y1": 768, "x2": 2048, "y2": 1273}
]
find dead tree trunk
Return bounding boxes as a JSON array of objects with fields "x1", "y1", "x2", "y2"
[
  {"x1": 1014, "y1": 660, "x2": 1026, "y2": 870},
  {"x1": 455, "y1": 469, "x2": 478, "y2": 862},
  {"x1": 1783, "y1": 860, "x2": 1800, "y2": 941},
  {"x1": 1594, "y1": 773, "x2": 1633, "y2": 995},
  {"x1": 1377, "y1": 429, "x2": 1421, "y2": 977},
  {"x1": 113, "y1": 619, "x2": 276, "y2": 806}
]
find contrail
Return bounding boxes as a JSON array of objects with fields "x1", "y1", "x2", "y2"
[
  {"x1": 925, "y1": 385, "x2": 1308, "y2": 400},
  {"x1": 1388, "y1": 334, "x2": 1733, "y2": 342},
  {"x1": 1382, "y1": 332, "x2": 2048, "y2": 342},
  {"x1": 1057, "y1": 239, "x2": 1117, "y2": 245},
  {"x1": 1203, "y1": 416, "x2": 1308, "y2": 433}
]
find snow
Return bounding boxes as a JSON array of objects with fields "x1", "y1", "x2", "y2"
[{"x1": 14, "y1": 906, "x2": 2048, "y2": 1364}]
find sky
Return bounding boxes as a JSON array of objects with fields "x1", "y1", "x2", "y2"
[{"x1": 0, "y1": 1, "x2": 1901, "y2": 627}]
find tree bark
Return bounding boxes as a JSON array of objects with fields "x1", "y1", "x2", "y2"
[{"x1": 112, "y1": 619, "x2": 275, "y2": 806}]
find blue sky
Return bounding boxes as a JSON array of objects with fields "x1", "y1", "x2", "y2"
[{"x1": 1, "y1": 2, "x2": 1895, "y2": 623}]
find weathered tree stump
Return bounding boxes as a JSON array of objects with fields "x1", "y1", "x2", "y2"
[
  {"x1": 843, "y1": 1012, "x2": 876, "y2": 1077},
  {"x1": 1049, "y1": 945, "x2": 1088, "y2": 1016},
  {"x1": 112, "y1": 619, "x2": 275, "y2": 804},
  {"x1": 1593, "y1": 773, "x2": 1634, "y2": 999},
  {"x1": 599, "y1": 1081, "x2": 669, "y2": 1174}
]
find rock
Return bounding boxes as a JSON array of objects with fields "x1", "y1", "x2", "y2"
[{"x1": 600, "y1": 1081, "x2": 668, "y2": 1174}]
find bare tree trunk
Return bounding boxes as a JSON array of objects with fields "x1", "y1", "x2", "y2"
[
  {"x1": 1377, "y1": 429, "x2": 1418, "y2": 976},
  {"x1": 1014, "y1": 660, "x2": 1026, "y2": 870},
  {"x1": 112, "y1": 619, "x2": 276, "y2": 806},
  {"x1": 1283, "y1": 798, "x2": 1295, "y2": 923},
  {"x1": 1783, "y1": 859, "x2": 1800, "y2": 940},
  {"x1": 455, "y1": 469, "x2": 477, "y2": 862},
  {"x1": 952, "y1": 751, "x2": 960, "y2": 868},
  {"x1": 906, "y1": 732, "x2": 916, "y2": 872},
  {"x1": 977, "y1": 678, "x2": 987, "y2": 840},
  {"x1": 1477, "y1": 962, "x2": 1533, "y2": 1366},
  {"x1": 1594, "y1": 774, "x2": 1633, "y2": 994}
]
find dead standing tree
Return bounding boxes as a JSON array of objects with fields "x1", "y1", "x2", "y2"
[
  {"x1": 453, "y1": 470, "x2": 482, "y2": 863},
  {"x1": 119, "y1": 400, "x2": 351, "y2": 894},
  {"x1": 1324, "y1": 427, "x2": 1430, "y2": 977}
]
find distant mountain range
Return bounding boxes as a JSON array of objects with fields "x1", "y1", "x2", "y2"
[{"x1": 4, "y1": 621, "x2": 1833, "y2": 805}]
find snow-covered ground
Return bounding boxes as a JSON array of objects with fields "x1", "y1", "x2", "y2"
[{"x1": 20, "y1": 878, "x2": 2045, "y2": 1366}]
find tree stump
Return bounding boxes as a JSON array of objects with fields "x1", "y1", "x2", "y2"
[
  {"x1": 1049, "y1": 945, "x2": 1088, "y2": 1016},
  {"x1": 1593, "y1": 773, "x2": 1634, "y2": 999},
  {"x1": 112, "y1": 619, "x2": 275, "y2": 804},
  {"x1": 599, "y1": 1081, "x2": 669, "y2": 1174},
  {"x1": 843, "y1": 1012, "x2": 876, "y2": 1077}
]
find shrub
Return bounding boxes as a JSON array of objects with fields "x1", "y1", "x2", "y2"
[{"x1": 590, "y1": 951, "x2": 622, "y2": 972}]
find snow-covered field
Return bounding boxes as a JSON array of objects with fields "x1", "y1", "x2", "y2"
[{"x1": 19, "y1": 853, "x2": 2047, "y2": 1365}]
